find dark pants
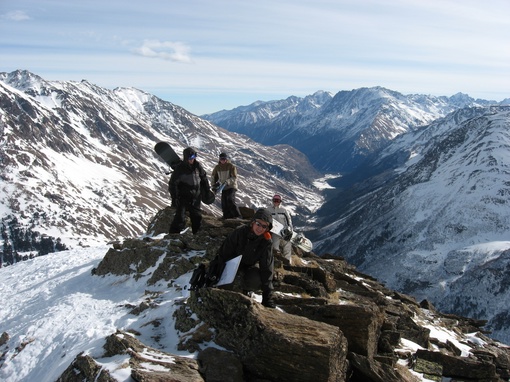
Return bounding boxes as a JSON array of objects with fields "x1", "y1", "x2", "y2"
[
  {"x1": 221, "y1": 188, "x2": 241, "y2": 219},
  {"x1": 170, "y1": 197, "x2": 202, "y2": 234}
]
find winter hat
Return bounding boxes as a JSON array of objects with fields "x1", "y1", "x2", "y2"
[
  {"x1": 219, "y1": 152, "x2": 228, "y2": 159},
  {"x1": 252, "y1": 208, "x2": 273, "y2": 230},
  {"x1": 183, "y1": 147, "x2": 197, "y2": 160}
]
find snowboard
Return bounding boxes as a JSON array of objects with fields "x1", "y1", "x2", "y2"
[
  {"x1": 270, "y1": 219, "x2": 313, "y2": 253},
  {"x1": 154, "y1": 141, "x2": 182, "y2": 170},
  {"x1": 155, "y1": 142, "x2": 215, "y2": 205}
]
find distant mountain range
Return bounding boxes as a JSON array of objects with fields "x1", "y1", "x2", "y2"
[
  {"x1": 2, "y1": 69, "x2": 510, "y2": 344},
  {"x1": 203, "y1": 88, "x2": 507, "y2": 173}
]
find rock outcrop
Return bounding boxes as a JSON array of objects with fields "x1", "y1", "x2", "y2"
[{"x1": 61, "y1": 207, "x2": 510, "y2": 381}]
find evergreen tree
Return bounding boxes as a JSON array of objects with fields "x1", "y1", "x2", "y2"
[{"x1": 0, "y1": 215, "x2": 68, "y2": 264}]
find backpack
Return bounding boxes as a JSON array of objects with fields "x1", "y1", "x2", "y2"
[{"x1": 189, "y1": 256, "x2": 226, "y2": 291}]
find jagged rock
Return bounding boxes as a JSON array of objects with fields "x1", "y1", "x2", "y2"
[
  {"x1": 103, "y1": 330, "x2": 147, "y2": 357},
  {"x1": 146, "y1": 206, "x2": 175, "y2": 236},
  {"x1": 94, "y1": 242, "x2": 165, "y2": 277},
  {"x1": 378, "y1": 330, "x2": 401, "y2": 353},
  {"x1": 473, "y1": 346, "x2": 510, "y2": 376},
  {"x1": 416, "y1": 348, "x2": 497, "y2": 379},
  {"x1": 0, "y1": 332, "x2": 8, "y2": 346},
  {"x1": 57, "y1": 352, "x2": 116, "y2": 382},
  {"x1": 102, "y1": 330, "x2": 204, "y2": 382},
  {"x1": 188, "y1": 288, "x2": 349, "y2": 382},
  {"x1": 396, "y1": 315, "x2": 430, "y2": 348},
  {"x1": 282, "y1": 273, "x2": 329, "y2": 297},
  {"x1": 413, "y1": 358, "x2": 442, "y2": 381},
  {"x1": 177, "y1": 323, "x2": 214, "y2": 353},
  {"x1": 347, "y1": 352, "x2": 416, "y2": 382},
  {"x1": 197, "y1": 347, "x2": 244, "y2": 382},
  {"x1": 284, "y1": 263, "x2": 338, "y2": 293},
  {"x1": 280, "y1": 301, "x2": 384, "y2": 357},
  {"x1": 0, "y1": 332, "x2": 10, "y2": 370}
]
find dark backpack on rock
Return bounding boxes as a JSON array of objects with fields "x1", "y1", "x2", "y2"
[
  {"x1": 189, "y1": 263, "x2": 206, "y2": 291},
  {"x1": 189, "y1": 256, "x2": 226, "y2": 291}
]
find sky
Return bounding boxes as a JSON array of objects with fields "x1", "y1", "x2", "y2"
[
  {"x1": 1, "y1": 0, "x2": 509, "y2": 115},
  {"x1": 0, "y1": 240, "x2": 486, "y2": 382}
]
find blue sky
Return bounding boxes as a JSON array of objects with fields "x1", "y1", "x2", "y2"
[{"x1": 1, "y1": 0, "x2": 509, "y2": 115}]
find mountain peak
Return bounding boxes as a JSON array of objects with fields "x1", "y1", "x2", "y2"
[{"x1": 0, "y1": 70, "x2": 322, "y2": 249}]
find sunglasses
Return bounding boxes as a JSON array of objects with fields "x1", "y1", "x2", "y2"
[
  {"x1": 253, "y1": 221, "x2": 269, "y2": 230},
  {"x1": 189, "y1": 154, "x2": 197, "y2": 160},
  {"x1": 219, "y1": 158, "x2": 227, "y2": 161},
  {"x1": 273, "y1": 199, "x2": 281, "y2": 203}
]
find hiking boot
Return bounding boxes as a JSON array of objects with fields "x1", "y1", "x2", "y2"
[{"x1": 262, "y1": 290, "x2": 276, "y2": 308}]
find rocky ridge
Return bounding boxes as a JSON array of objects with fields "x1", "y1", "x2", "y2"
[
  {"x1": 55, "y1": 208, "x2": 510, "y2": 382},
  {"x1": 202, "y1": 87, "x2": 495, "y2": 173}
]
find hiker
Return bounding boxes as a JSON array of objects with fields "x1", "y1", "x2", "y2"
[
  {"x1": 211, "y1": 152, "x2": 242, "y2": 219},
  {"x1": 208, "y1": 208, "x2": 276, "y2": 308},
  {"x1": 268, "y1": 194, "x2": 294, "y2": 265},
  {"x1": 168, "y1": 147, "x2": 210, "y2": 234}
]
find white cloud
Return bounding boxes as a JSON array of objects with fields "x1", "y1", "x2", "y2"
[
  {"x1": 2, "y1": 10, "x2": 31, "y2": 21},
  {"x1": 132, "y1": 40, "x2": 192, "y2": 63}
]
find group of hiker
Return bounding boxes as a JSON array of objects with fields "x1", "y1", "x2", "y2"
[{"x1": 167, "y1": 147, "x2": 296, "y2": 308}]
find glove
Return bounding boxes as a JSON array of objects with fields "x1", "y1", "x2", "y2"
[
  {"x1": 262, "y1": 290, "x2": 276, "y2": 308},
  {"x1": 205, "y1": 256, "x2": 226, "y2": 287},
  {"x1": 211, "y1": 181, "x2": 221, "y2": 192},
  {"x1": 282, "y1": 227, "x2": 293, "y2": 241}
]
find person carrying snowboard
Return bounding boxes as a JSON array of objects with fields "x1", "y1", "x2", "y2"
[
  {"x1": 168, "y1": 147, "x2": 210, "y2": 234},
  {"x1": 211, "y1": 152, "x2": 242, "y2": 219},
  {"x1": 268, "y1": 194, "x2": 294, "y2": 265},
  {"x1": 205, "y1": 208, "x2": 276, "y2": 308}
]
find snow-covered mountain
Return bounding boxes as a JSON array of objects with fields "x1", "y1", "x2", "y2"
[
  {"x1": 314, "y1": 105, "x2": 510, "y2": 343},
  {"x1": 203, "y1": 87, "x2": 498, "y2": 172},
  {"x1": 0, "y1": 70, "x2": 323, "y2": 251},
  {"x1": 3, "y1": 68, "x2": 510, "y2": 349}
]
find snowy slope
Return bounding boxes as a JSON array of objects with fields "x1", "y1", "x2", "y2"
[
  {"x1": 0, "y1": 243, "x2": 195, "y2": 382},
  {"x1": 315, "y1": 106, "x2": 510, "y2": 343}
]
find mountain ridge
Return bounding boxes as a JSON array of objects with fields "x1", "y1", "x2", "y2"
[
  {"x1": 203, "y1": 86, "x2": 502, "y2": 173},
  {"x1": 0, "y1": 69, "x2": 322, "y2": 250}
]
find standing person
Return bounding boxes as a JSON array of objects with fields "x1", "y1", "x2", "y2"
[
  {"x1": 211, "y1": 152, "x2": 241, "y2": 219},
  {"x1": 268, "y1": 194, "x2": 293, "y2": 265},
  {"x1": 207, "y1": 208, "x2": 276, "y2": 308},
  {"x1": 168, "y1": 147, "x2": 210, "y2": 234}
]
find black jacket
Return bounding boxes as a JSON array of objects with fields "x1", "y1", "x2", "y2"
[
  {"x1": 218, "y1": 224, "x2": 274, "y2": 292},
  {"x1": 169, "y1": 160, "x2": 208, "y2": 202}
]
